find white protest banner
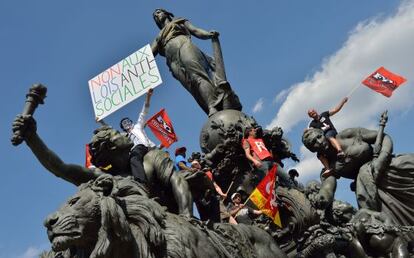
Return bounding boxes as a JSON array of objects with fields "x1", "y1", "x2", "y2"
[{"x1": 89, "y1": 44, "x2": 162, "y2": 121}]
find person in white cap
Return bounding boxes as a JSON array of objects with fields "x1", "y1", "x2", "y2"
[{"x1": 228, "y1": 192, "x2": 262, "y2": 225}]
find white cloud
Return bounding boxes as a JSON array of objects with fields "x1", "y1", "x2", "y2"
[
  {"x1": 289, "y1": 145, "x2": 322, "y2": 181},
  {"x1": 273, "y1": 89, "x2": 289, "y2": 104},
  {"x1": 267, "y1": 0, "x2": 414, "y2": 132},
  {"x1": 19, "y1": 246, "x2": 43, "y2": 258},
  {"x1": 252, "y1": 97, "x2": 264, "y2": 113}
]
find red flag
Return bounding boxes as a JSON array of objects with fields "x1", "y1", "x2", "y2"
[
  {"x1": 362, "y1": 67, "x2": 406, "y2": 97},
  {"x1": 249, "y1": 165, "x2": 282, "y2": 227},
  {"x1": 85, "y1": 144, "x2": 113, "y2": 170},
  {"x1": 146, "y1": 109, "x2": 177, "y2": 148},
  {"x1": 85, "y1": 144, "x2": 93, "y2": 168}
]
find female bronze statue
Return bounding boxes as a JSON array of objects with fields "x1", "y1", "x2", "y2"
[{"x1": 151, "y1": 9, "x2": 241, "y2": 116}]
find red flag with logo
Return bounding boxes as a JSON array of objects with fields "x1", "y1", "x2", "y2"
[
  {"x1": 362, "y1": 67, "x2": 406, "y2": 97},
  {"x1": 249, "y1": 165, "x2": 282, "y2": 227},
  {"x1": 146, "y1": 109, "x2": 177, "y2": 148}
]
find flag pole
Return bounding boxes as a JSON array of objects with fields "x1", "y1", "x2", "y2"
[
  {"x1": 346, "y1": 84, "x2": 362, "y2": 98},
  {"x1": 243, "y1": 194, "x2": 252, "y2": 206},
  {"x1": 233, "y1": 195, "x2": 252, "y2": 217},
  {"x1": 224, "y1": 181, "x2": 235, "y2": 197}
]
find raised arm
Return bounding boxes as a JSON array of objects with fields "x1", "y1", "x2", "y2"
[
  {"x1": 12, "y1": 115, "x2": 101, "y2": 186},
  {"x1": 329, "y1": 97, "x2": 348, "y2": 116},
  {"x1": 184, "y1": 21, "x2": 219, "y2": 40},
  {"x1": 145, "y1": 88, "x2": 153, "y2": 107},
  {"x1": 361, "y1": 128, "x2": 393, "y2": 181},
  {"x1": 213, "y1": 181, "x2": 227, "y2": 198},
  {"x1": 374, "y1": 137, "x2": 393, "y2": 181},
  {"x1": 136, "y1": 88, "x2": 153, "y2": 126}
]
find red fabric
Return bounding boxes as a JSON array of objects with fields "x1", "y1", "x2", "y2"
[
  {"x1": 253, "y1": 165, "x2": 278, "y2": 198},
  {"x1": 146, "y1": 109, "x2": 178, "y2": 148},
  {"x1": 245, "y1": 137, "x2": 272, "y2": 161},
  {"x1": 205, "y1": 171, "x2": 213, "y2": 180},
  {"x1": 263, "y1": 166, "x2": 280, "y2": 223},
  {"x1": 85, "y1": 144, "x2": 92, "y2": 168},
  {"x1": 175, "y1": 146, "x2": 186, "y2": 156},
  {"x1": 362, "y1": 67, "x2": 406, "y2": 97},
  {"x1": 249, "y1": 165, "x2": 282, "y2": 227}
]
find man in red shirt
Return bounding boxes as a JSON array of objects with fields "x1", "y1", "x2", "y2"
[{"x1": 243, "y1": 126, "x2": 274, "y2": 180}]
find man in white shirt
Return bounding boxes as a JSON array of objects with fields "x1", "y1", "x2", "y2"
[{"x1": 120, "y1": 88, "x2": 155, "y2": 183}]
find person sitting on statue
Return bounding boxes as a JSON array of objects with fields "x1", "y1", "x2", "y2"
[
  {"x1": 12, "y1": 115, "x2": 193, "y2": 217},
  {"x1": 119, "y1": 88, "x2": 156, "y2": 183},
  {"x1": 227, "y1": 192, "x2": 262, "y2": 225},
  {"x1": 194, "y1": 161, "x2": 238, "y2": 224},
  {"x1": 288, "y1": 169, "x2": 303, "y2": 190},
  {"x1": 190, "y1": 160, "x2": 230, "y2": 223},
  {"x1": 175, "y1": 146, "x2": 195, "y2": 171},
  {"x1": 243, "y1": 126, "x2": 275, "y2": 181},
  {"x1": 302, "y1": 112, "x2": 414, "y2": 242},
  {"x1": 150, "y1": 8, "x2": 241, "y2": 116},
  {"x1": 307, "y1": 97, "x2": 348, "y2": 177},
  {"x1": 192, "y1": 160, "x2": 227, "y2": 200}
]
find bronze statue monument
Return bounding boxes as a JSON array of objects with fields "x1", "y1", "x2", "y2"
[
  {"x1": 151, "y1": 8, "x2": 242, "y2": 116},
  {"x1": 303, "y1": 112, "x2": 414, "y2": 242},
  {"x1": 11, "y1": 9, "x2": 414, "y2": 258}
]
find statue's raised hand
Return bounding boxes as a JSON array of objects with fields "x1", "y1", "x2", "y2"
[
  {"x1": 372, "y1": 144, "x2": 381, "y2": 156},
  {"x1": 209, "y1": 30, "x2": 220, "y2": 39},
  {"x1": 271, "y1": 127, "x2": 283, "y2": 138},
  {"x1": 11, "y1": 114, "x2": 37, "y2": 145},
  {"x1": 379, "y1": 110, "x2": 388, "y2": 126}
]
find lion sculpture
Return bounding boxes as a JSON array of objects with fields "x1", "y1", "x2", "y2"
[{"x1": 41, "y1": 174, "x2": 287, "y2": 258}]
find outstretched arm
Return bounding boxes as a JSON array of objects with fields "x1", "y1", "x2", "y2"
[
  {"x1": 213, "y1": 181, "x2": 227, "y2": 198},
  {"x1": 13, "y1": 115, "x2": 101, "y2": 186},
  {"x1": 136, "y1": 88, "x2": 153, "y2": 126},
  {"x1": 252, "y1": 209, "x2": 263, "y2": 215},
  {"x1": 329, "y1": 97, "x2": 348, "y2": 116},
  {"x1": 145, "y1": 88, "x2": 153, "y2": 107},
  {"x1": 184, "y1": 21, "x2": 219, "y2": 40}
]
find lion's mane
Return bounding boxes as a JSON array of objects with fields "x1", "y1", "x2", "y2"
[
  {"x1": 49, "y1": 175, "x2": 167, "y2": 258},
  {"x1": 44, "y1": 174, "x2": 286, "y2": 258}
]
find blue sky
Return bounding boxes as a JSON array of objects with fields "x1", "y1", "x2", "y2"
[{"x1": 1, "y1": 0, "x2": 414, "y2": 257}]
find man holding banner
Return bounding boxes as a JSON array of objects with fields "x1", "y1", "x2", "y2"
[
  {"x1": 228, "y1": 192, "x2": 262, "y2": 225},
  {"x1": 307, "y1": 97, "x2": 348, "y2": 177},
  {"x1": 120, "y1": 88, "x2": 156, "y2": 183}
]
